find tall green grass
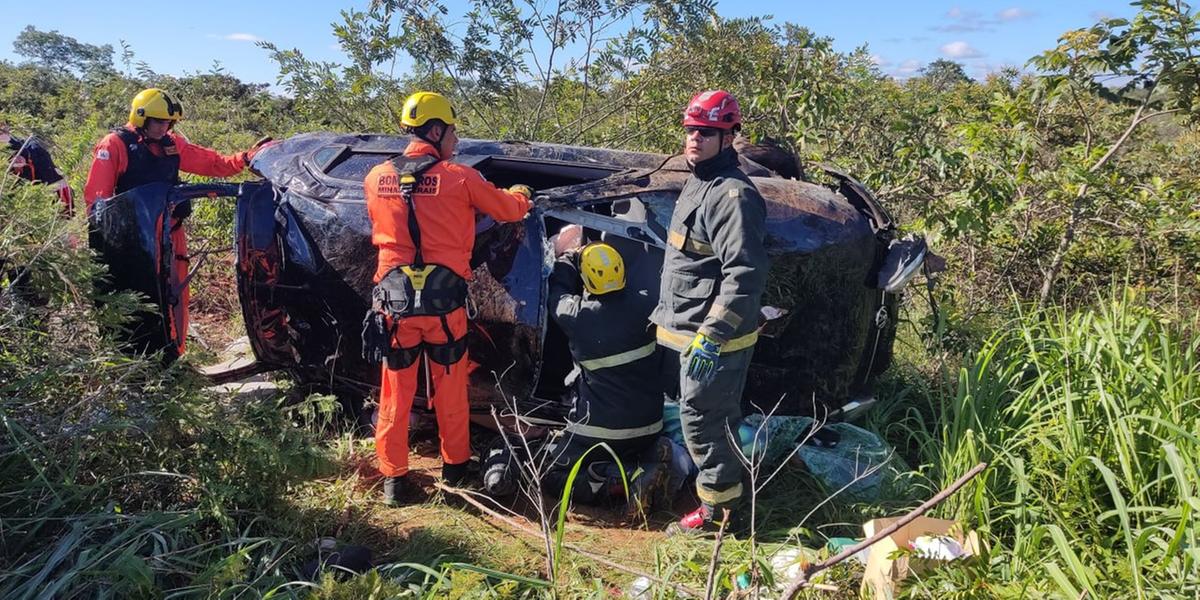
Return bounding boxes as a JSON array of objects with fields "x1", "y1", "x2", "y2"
[
  {"x1": 0, "y1": 184, "x2": 328, "y2": 597},
  {"x1": 880, "y1": 295, "x2": 1200, "y2": 597}
]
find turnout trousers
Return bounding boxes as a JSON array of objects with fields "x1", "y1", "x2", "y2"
[
  {"x1": 374, "y1": 307, "x2": 472, "y2": 478},
  {"x1": 665, "y1": 345, "x2": 754, "y2": 507}
]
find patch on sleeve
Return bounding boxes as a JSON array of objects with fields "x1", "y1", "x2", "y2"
[
  {"x1": 96, "y1": 149, "x2": 110, "y2": 160},
  {"x1": 728, "y1": 188, "x2": 739, "y2": 198}
]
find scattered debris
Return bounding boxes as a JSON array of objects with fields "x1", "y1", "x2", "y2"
[
  {"x1": 779, "y1": 462, "x2": 988, "y2": 599},
  {"x1": 825, "y1": 537, "x2": 868, "y2": 565},
  {"x1": 860, "y1": 516, "x2": 980, "y2": 598}
]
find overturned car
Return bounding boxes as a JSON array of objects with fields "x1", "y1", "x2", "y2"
[{"x1": 90, "y1": 132, "x2": 928, "y2": 420}]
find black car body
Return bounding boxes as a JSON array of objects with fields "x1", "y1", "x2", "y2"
[{"x1": 91, "y1": 132, "x2": 920, "y2": 420}]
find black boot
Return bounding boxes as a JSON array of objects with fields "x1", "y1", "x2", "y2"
[
  {"x1": 381, "y1": 476, "x2": 406, "y2": 507},
  {"x1": 442, "y1": 461, "x2": 472, "y2": 488}
]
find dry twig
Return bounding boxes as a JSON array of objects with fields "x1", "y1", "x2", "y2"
[
  {"x1": 703, "y1": 508, "x2": 730, "y2": 600},
  {"x1": 436, "y1": 482, "x2": 703, "y2": 599}
]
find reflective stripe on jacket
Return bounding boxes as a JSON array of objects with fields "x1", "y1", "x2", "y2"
[
  {"x1": 549, "y1": 254, "x2": 662, "y2": 438},
  {"x1": 651, "y1": 146, "x2": 769, "y2": 347}
]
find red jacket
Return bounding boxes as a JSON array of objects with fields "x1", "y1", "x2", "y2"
[
  {"x1": 365, "y1": 140, "x2": 532, "y2": 282},
  {"x1": 83, "y1": 124, "x2": 246, "y2": 211}
]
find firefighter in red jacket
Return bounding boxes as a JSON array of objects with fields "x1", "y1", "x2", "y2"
[
  {"x1": 83, "y1": 88, "x2": 269, "y2": 359},
  {"x1": 362, "y1": 91, "x2": 532, "y2": 505}
]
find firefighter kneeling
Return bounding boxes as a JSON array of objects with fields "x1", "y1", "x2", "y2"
[
  {"x1": 482, "y1": 231, "x2": 675, "y2": 514},
  {"x1": 362, "y1": 91, "x2": 532, "y2": 506}
]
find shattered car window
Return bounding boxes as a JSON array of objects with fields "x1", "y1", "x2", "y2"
[
  {"x1": 326, "y1": 153, "x2": 393, "y2": 181},
  {"x1": 637, "y1": 192, "x2": 674, "y2": 241}
]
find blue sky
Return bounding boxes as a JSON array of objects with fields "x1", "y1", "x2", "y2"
[{"x1": 0, "y1": 1, "x2": 1138, "y2": 86}]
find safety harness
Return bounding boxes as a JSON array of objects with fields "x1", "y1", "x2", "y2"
[{"x1": 362, "y1": 155, "x2": 469, "y2": 371}]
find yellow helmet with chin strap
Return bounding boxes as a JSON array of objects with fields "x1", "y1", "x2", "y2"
[
  {"x1": 128, "y1": 88, "x2": 183, "y2": 128},
  {"x1": 400, "y1": 91, "x2": 457, "y2": 128},
  {"x1": 579, "y1": 243, "x2": 625, "y2": 295}
]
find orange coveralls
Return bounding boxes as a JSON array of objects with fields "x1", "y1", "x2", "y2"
[
  {"x1": 85, "y1": 125, "x2": 247, "y2": 356},
  {"x1": 365, "y1": 140, "x2": 531, "y2": 477}
]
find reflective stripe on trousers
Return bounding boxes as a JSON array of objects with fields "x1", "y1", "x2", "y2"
[{"x1": 670, "y1": 341, "x2": 754, "y2": 507}]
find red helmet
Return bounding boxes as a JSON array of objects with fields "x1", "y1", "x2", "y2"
[{"x1": 682, "y1": 90, "x2": 742, "y2": 130}]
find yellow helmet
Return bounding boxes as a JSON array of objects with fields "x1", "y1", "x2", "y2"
[
  {"x1": 579, "y1": 243, "x2": 625, "y2": 295},
  {"x1": 128, "y1": 88, "x2": 183, "y2": 128},
  {"x1": 400, "y1": 91, "x2": 457, "y2": 128}
]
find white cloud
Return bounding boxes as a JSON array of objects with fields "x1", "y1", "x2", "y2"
[
  {"x1": 997, "y1": 7, "x2": 1033, "y2": 21},
  {"x1": 935, "y1": 7, "x2": 990, "y2": 32},
  {"x1": 894, "y1": 59, "x2": 923, "y2": 78},
  {"x1": 224, "y1": 33, "x2": 262, "y2": 42},
  {"x1": 941, "y1": 41, "x2": 983, "y2": 59},
  {"x1": 870, "y1": 54, "x2": 892, "y2": 68},
  {"x1": 934, "y1": 6, "x2": 1033, "y2": 32}
]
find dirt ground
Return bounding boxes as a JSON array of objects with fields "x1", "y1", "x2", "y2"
[{"x1": 318, "y1": 431, "x2": 687, "y2": 592}]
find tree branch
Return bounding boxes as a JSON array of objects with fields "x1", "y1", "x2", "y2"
[
  {"x1": 1037, "y1": 79, "x2": 1176, "y2": 306},
  {"x1": 780, "y1": 462, "x2": 989, "y2": 599},
  {"x1": 703, "y1": 508, "x2": 729, "y2": 600},
  {"x1": 529, "y1": 0, "x2": 564, "y2": 137}
]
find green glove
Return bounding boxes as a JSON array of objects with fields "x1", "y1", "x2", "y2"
[{"x1": 684, "y1": 333, "x2": 721, "y2": 382}]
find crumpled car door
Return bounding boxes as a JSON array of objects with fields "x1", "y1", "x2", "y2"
[{"x1": 89, "y1": 182, "x2": 240, "y2": 360}]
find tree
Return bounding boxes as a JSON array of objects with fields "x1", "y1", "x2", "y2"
[
  {"x1": 12, "y1": 26, "x2": 114, "y2": 76},
  {"x1": 919, "y1": 59, "x2": 971, "y2": 90},
  {"x1": 1027, "y1": 0, "x2": 1200, "y2": 306},
  {"x1": 263, "y1": 0, "x2": 715, "y2": 140}
]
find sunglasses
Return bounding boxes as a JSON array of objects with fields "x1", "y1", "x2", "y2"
[{"x1": 684, "y1": 126, "x2": 721, "y2": 138}]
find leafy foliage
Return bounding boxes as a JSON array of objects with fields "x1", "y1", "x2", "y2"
[
  {"x1": 1, "y1": 1, "x2": 1199, "y2": 596},
  {"x1": 874, "y1": 294, "x2": 1200, "y2": 596},
  {"x1": 12, "y1": 25, "x2": 115, "y2": 77}
]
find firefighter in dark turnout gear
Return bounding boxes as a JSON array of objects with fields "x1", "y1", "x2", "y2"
[
  {"x1": 363, "y1": 91, "x2": 532, "y2": 506},
  {"x1": 540, "y1": 238, "x2": 665, "y2": 503},
  {"x1": 2, "y1": 125, "x2": 74, "y2": 217},
  {"x1": 84, "y1": 88, "x2": 270, "y2": 360},
  {"x1": 652, "y1": 90, "x2": 769, "y2": 533}
]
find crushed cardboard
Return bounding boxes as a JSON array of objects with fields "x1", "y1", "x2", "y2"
[{"x1": 860, "y1": 516, "x2": 980, "y2": 598}]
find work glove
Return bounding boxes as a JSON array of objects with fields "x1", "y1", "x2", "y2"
[
  {"x1": 240, "y1": 135, "x2": 276, "y2": 167},
  {"x1": 361, "y1": 311, "x2": 390, "y2": 365},
  {"x1": 508, "y1": 184, "x2": 534, "y2": 199},
  {"x1": 684, "y1": 333, "x2": 721, "y2": 382}
]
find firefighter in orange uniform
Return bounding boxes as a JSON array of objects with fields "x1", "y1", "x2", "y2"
[
  {"x1": 85, "y1": 87, "x2": 270, "y2": 360},
  {"x1": 84, "y1": 88, "x2": 270, "y2": 359},
  {"x1": 362, "y1": 91, "x2": 533, "y2": 505}
]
